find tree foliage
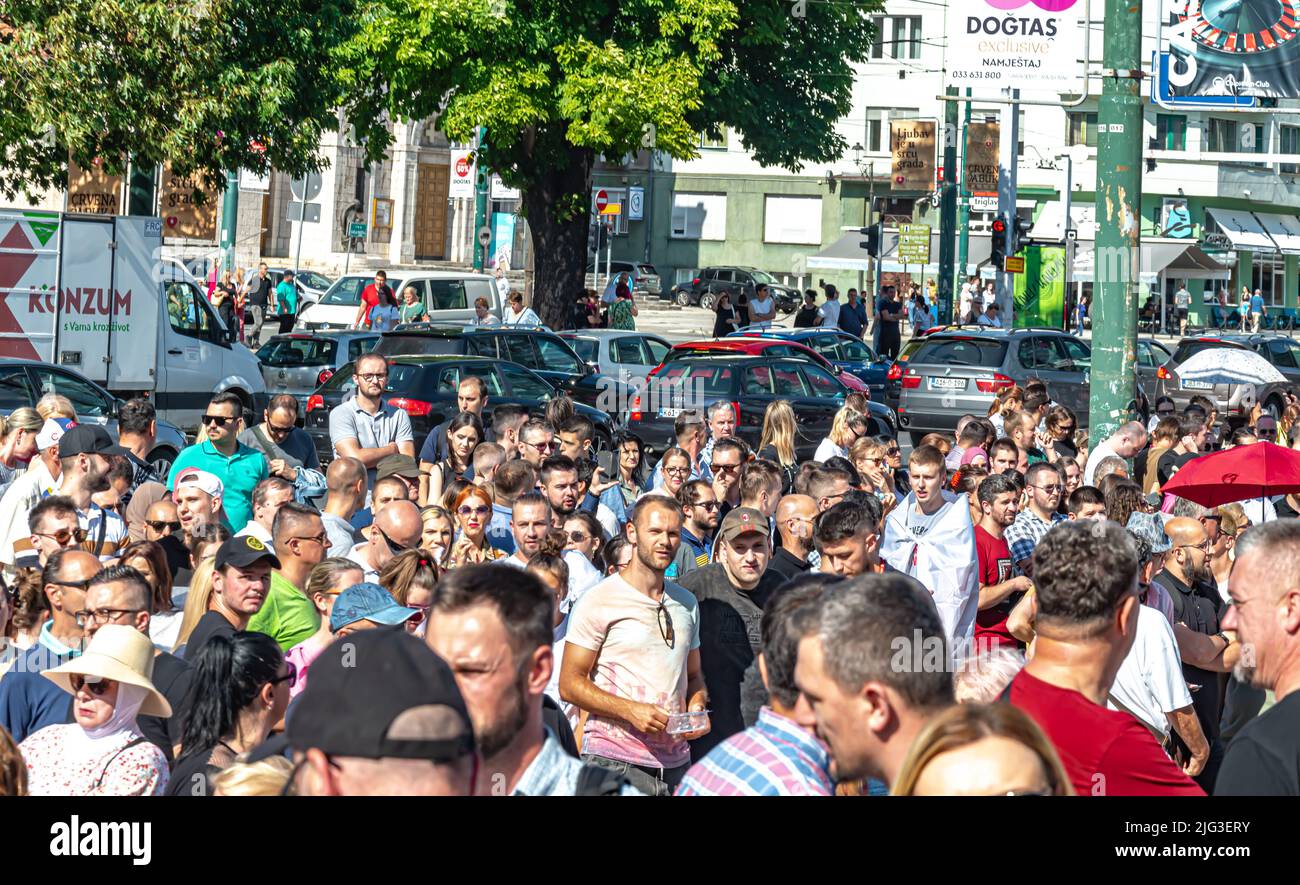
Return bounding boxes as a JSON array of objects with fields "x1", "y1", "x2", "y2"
[{"x1": 0, "y1": 0, "x2": 358, "y2": 200}]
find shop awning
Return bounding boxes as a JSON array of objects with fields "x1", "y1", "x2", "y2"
[
  {"x1": 1252, "y1": 212, "x2": 1300, "y2": 254},
  {"x1": 1029, "y1": 202, "x2": 1097, "y2": 241},
  {"x1": 807, "y1": 230, "x2": 991, "y2": 276},
  {"x1": 1206, "y1": 208, "x2": 1276, "y2": 252},
  {"x1": 805, "y1": 230, "x2": 884, "y2": 272},
  {"x1": 1069, "y1": 240, "x2": 1231, "y2": 283},
  {"x1": 1165, "y1": 243, "x2": 1234, "y2": 279}
]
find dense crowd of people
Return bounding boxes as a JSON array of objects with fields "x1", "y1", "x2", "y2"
[{"x1": 0, "y1": 362, "x2": 1296, "y2": 799}]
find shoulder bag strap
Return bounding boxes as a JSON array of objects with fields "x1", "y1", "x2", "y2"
[{"x1": 92, "y1": 735, "x2": 150, "y2": 792}]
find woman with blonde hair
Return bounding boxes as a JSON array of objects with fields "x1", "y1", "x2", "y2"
[
  {"x1": 1279, "y1": 402, "x2": 1300, "y2": 443},
  {"x1": 420, "y1": 505, "x2": 455, "y2": 568},
  {"x1": 849, "y1": 436, "x2": 897, "y2": 512},
  {"x1": 35, "y1": 394, "x2": 76, "y2": 422},
  {"x1": 211, "y1": 755, "x2": 293, "y2": 796},
  {"x1": 0, "y1": 407, "x2": 42, "y2": 497},
  {"x1": 986, "y1": 386, "x2": 1023, "y2": 436},
  {"x1": 449, "y1": 485, "x2": 504, "y2": 567},
  {"x1": 1141, "y1": 415, "x2": 1180, "y2": 494},
  {"x1": 172, "y1": 557, "x2": 217, "y2": 654},
  {"x1": 757, "y1": 400, "x2": 798, "y2": 493},
  {"x1": 815, "y1": 406, "x2": 866, "y2": 462},
  {"x1": 892, "y1": 703, "x2": 1073, "y2": 796}
]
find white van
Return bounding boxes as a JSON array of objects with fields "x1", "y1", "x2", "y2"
[
  {"x1": 0, "y1": 209, "x2": 268, "y2": 431},
  {"x1": 295, "y1": 270, "x2": 502, "y2": 331}
]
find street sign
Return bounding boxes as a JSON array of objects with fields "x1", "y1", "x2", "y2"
[
  {"x1": 600, "y1": 203, "x2": 622, "y2": 216},
  {"x1": 348, "y1": 222, "x2": 367, "y2": 239},
  {"x1": 290, "y1": 173, "x2": 323, "y2": 202},
  {"x1": 449, "y1": 150, "x2": 476, "y2": 199},
  {"x1": 477, "y1": 226, "x2": 492, "y2": 246},
  {"x1": 897, "y1": 223, "x2": 931, "y2": 264},
  {"x1": 595, "y1": 189, "x2": 609, "y2": 212},
  {"x1": 1003, "y1": 255, "x2": 1025, "y2": 273},
  {"x1": 970, "y1": 195, "x2": 998, "y2": 212},
  {"x1": 239, "y1": 169, "x2": 270, "y2": 192},
  {"x1": 288, "y1": 201, "x2": 321, "y2": 224},
  {"x1": 628, "y1": 187, "x2": 645, "y2": 221}
]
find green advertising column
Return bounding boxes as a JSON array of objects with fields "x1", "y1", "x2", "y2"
[
  {"x1": 939, "y1": 88, "x2": 959, "y2": 322},
  {"x1": 219, "y1": 171, "x2": 239, "y2": 273},
  {"x1": 1089, "y1": 0, "x2": 1145, "y2": 444}
]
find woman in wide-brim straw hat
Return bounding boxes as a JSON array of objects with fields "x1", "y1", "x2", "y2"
[{"x1": 19, "y1": 624, "x2": 171, "y2": 796}]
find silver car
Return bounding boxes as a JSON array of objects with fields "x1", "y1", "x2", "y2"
[
  {"x1": 255, "y1": 331, "x2": 382, "y2": 408},
  {"x1": 558, "y1": 330, "x2": 672, "y2": 386}
]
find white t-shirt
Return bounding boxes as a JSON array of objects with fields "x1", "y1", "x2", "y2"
[
  {"x1": 821, "y1": 299, "x2": 841, "y2": 329},
  {"x1": 1107, "y1": 604, "x2": 1193, "y2": 739},
  {"x1": 503, "y1": 549, "x2": 601, "y2": 608},
  {"x1": 749, "y1": 295, "x2": 774, "y2": 329},
  {"x1": 814, "y1": 438, "x2": 846, "y2": 463},
  {"x1": 564, "y1": 574, "x2": 700, "y2": 769},
  {"x1": 1083, "y1": 439, "x2": 1120, "y2": 485},
  {"x1": 346, "y1": 543, "x2": 380, "y2": 582}
]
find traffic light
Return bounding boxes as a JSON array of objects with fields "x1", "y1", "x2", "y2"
[
  {"x1": 990, "y1": 215, "x2": 1008, "y2": 268},
  {"x1": 859, "y1": 222, "x2": 882, "y2": 258},
  {"x1": 1147, "y1": 136, "x2": 1158, "y2": 173},
  {"x1": 1011, "y1": 214, "x2": 1033, "y2": 254}
]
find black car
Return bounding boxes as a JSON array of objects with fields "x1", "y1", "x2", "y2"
[
  {"x1": 670, "y1": 267, "x2": 800, "y2": 313},
  {"x1": 372, "y1": 323, "x2": 625, "y2": 415},
  {"x1": 303, "y1": 355, "x2": 617, "y2": 464},
  {"x1": 626, "y1": 354, "x2": 897, "y2": 460}
]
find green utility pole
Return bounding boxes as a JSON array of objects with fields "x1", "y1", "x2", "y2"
[
  {"x1": 219, "y1": 171, "x2": 238, "y2": 272},
  {"x1": 127, "y1": 159, "x2": 156, "y2": 216},
  {"x1": 938, "y1": 87, "x2": 959, "y2": 323},
  {"x1": 1089, "y1": 0, "x2": 1145, "y2": 444},
  {"x1": 472, "y1": 127, "x2": 489, "y2": 271},
  {"x1": 957, "y1": 90, "x2": 971, "y2": 302}
]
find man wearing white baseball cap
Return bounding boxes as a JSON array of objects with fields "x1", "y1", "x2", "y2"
[
  {"x1": 173, "y1": 466, "x2": 227, "y2": 543},
  {"x1": 0, "y1": 418, "x2": 74, "y2": 576}
]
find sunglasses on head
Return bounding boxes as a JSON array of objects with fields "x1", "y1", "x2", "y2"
[
  {"x1": 376, "y1": 527, "x2": 414, "y2": 555},
  {"x1": 202, "y1": 413, "x2": 236, "y2": 427},
  {"x1": 70, "y1": 674, "x2": 115, "y2": 697}
]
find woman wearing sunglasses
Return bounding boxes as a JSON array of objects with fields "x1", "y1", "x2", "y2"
[
  {"x1": 380, "y1": 549, "x2": 438, "y2": 636},
  {"x1": 449, "y1": 485, "x2": 504, "y2": 567},
  {"x1": 849, "y1": 436, "x2": 898, "y2": 516},
  {"x1": 284, "y1": 559, "x2": 365, "y2": 701},
  {"x1": 167, "y1": 630, "x2": 291, "y2": 796},
  {"x1": 424, "y1": 412, "x2": 483, "y2": 507},
  {"x1": 21, "y1": 625, "x2": 171, "y2": 795}
]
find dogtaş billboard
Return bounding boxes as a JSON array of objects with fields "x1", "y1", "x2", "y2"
[
  {"x1": 1161, "y1": 0, "x2": 1300, "y2": 99},
  {"x1": 945, "y1": 0, "x2": 1087, "y2": 93}
]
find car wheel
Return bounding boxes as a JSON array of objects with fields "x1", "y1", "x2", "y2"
[
  {"x1": 674, "y1": 290, "x2": 690, "y2": 307},
  {"x1": 148, "y1": 447, "x2": 178, "y2": 479},
  {"x1": 699, "y1": 292, "x2": 716, "y2": 312}
]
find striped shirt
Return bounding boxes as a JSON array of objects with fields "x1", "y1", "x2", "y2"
[
  {"x1": 675, "y1": 707, "x2": 833, "y2": 797},
  {"x1": 1003, "y1": 509, "x2": 1065, "y2": 570}
]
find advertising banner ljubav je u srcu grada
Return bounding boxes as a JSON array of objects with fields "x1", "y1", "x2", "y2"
[{"x1": 945, "y1": 0, "x2": 1087, "y2": 94}]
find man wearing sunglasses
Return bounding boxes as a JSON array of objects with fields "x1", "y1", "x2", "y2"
[
  {"x1": 0, "y1": 549, "x2": 102, "y2": 742},
  {"x1": 346, "y1": 499, "x2": 422, "y2": 582},
  {"x1": 668, "y1": 481, "x2": 719, "y2": 581},
  {"x1": 238, "y1": 394, "x2": 322, "y2": 486},
  {"x1": 248, "y1": 502, "x2": 328, "y2": 651},
  {"x1": 517, "y1": 418, "x2": 557, "y2": 469},
  {"x1": 1003, "y1": 462, "x2": 1067, "y2": 578},
  {"x1": 20, "y1": 496, "x2": 83, "y2": 571},
  {"x1": 709, "y1": 438, "x2": 747, "y2": 519},
  {"x1": 166, "y1": 391, "x2": 270, "y2": 535},
  {"x1": 329, "y1": 353, "x2": 416, "y2": 492},
  {"x1": 0, "y1": 417, "x2": 69, "y2": 579}
]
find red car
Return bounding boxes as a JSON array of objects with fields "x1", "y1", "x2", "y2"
[{"x1": 662, "y1": 337, "x2": 870, "y2": 394}]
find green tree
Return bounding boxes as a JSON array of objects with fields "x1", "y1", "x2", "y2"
[
  {"x1": 337, "y1": 0, "x2": 878, "y2": 327},
  {"x1": 0, "y1": 0, "x2": 358, "y2": 200}
]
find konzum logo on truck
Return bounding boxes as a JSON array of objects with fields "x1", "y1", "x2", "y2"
[{"x1": 28, "y1": 288, "x2": 133, "y2": 317}]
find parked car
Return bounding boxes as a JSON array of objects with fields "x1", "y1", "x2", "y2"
[
  {"x1": 242, "y1": 267, "x2": 334, "y2": 312},
  {"x1": 372, "y1": 324, "x2": 625, "y2": 416},
  {"x1": 255, "y1": 331, "x2": 382, "y2": 410},
  {"x1": 295, "y1": 271, "x2": 502, "y2": 331},
  {"x1": 888, "y1": 327, "x2": 1113, "y2": 438},
  {"x1": 627, "y1": 353, "x2": 897, "y2": 460},
  {"x1": 585, "y1": 260, "x2": 662, "y2": 297},
  {"x1": 666, "y1": 337, "x2": 871, "y2": 394},
  {"x1": 730, "y1": 329, "x2": 892, "y2": 400},
  {"x1": 1155, "y1": 333, "x2": 1300, "y2": 421},
  {"x1": 0, "y1": 360, "x2": 188, "y2": 476},
  {"x1": 670, "y1": 267, "x2": 800, "y2": 313},
  {"x1": 1135, "y1": 338, "x2": 1171, "y2": 416},
  {"x1": 558, "y1": 330, "x2": 672, "y2": 386},
  {"x1": 303, "y1": 355, "x2": 616, "y2": 464}
]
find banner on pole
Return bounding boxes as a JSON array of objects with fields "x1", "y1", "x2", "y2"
[
  {"x1": 1160, "y1": 0, "x2": 1300, "y2": 100},
  {"x1": 965, "y1": 122, "x2": 1000, "y2": 210},
  {"x1": 890, "y1": 120, "x2": 937, "y2": 192},
  {"x1": 1014, "y1": 245, "x2": 1066, "y2": 328},
  {"x1": 944, "y1": 0, "x2": 1087, "y2": 94}
]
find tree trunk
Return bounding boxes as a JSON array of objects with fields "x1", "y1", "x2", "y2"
[{"x1": 522, "y1": 146, "x2": 594, "y2": 330}]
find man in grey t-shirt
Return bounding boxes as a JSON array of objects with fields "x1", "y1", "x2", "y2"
[{"x1": 327, "y1": 353, "x2": 415, "y2": 491}]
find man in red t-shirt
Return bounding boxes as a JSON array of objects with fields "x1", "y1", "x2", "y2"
[
  {"x1": 973, "y1": 473, "x2": 1032, "y2": 651},
  {"x1": 1008, "y1": 519, "x2": 1204, "y2": 796},
  {"x1": 354, "y1": 270, "x2": 394, "y2": 329}
]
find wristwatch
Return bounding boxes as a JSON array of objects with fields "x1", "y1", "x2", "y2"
[{"x1": 1215, "y1": 631, "x2": 1231, "y2": 649}]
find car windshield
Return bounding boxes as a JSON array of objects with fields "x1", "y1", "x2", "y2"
[
  {"x1": 750, "y1": 270, "x2": 777, "y2": 284},
  {"x1": 565, "y1": 338, "x2": 598, "y2": 362},
  {"x1": 374, "y1": 334, "x2": 460, "y2": 357},
  {"x1": 257, "y1": 337, "x2": 337, "y2": 367},
  {"x1": 320, "y1": 276, "x2": 403, "y2": 306},
  {"x1": 1172, "y1": 338, "x2": 1250, "y2": 364},
  {"x1": 910, "y1": 337, "x2": 1009, "y2": 368},
  {"x1": 299, "y1": 272, "x2": 333, "y2": 290}
]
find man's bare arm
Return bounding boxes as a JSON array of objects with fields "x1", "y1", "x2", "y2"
[
  {"x1": 1165, "y1": 705, "x2": 1209, "y2": 777},
  {"x1": 559, "y1": 642, "x2": 669, "y2": 734},
  {"x1": 979, "y1": 575, "x2": 1033, "y2": 610}
]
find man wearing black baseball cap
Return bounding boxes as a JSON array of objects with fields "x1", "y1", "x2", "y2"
[
  {"x1": 287, "y1": 628, "x2": 478, "y2": 795},
  {"x1": 55, "y1": 424, "x2": 131, "y2": 560},
  {"x1": 184, "y1": 534, "x2": 281, "y2": 660}
]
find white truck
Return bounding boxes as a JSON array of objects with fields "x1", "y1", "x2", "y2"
[{"x1": 0, "y1": 209, "x2": 267, "y2": 430}]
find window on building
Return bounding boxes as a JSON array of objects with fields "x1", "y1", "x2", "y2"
[
  {"x1": 763, "y1": 196, "x2": 823, "y2": 245},
  {"x1": 1068, "y1": 112, "x2": 1098, "y2": 148},
  {"x1": 1207, "y1": 118, "x2": 1266, "y2": 161},
  {"x1": 866, "y1": 110, "x2": 885, "y2": 153},
  {"x1": 698, "y1": 129, "x2": 727, "y2": 150},
  {"x1": 671, "y1": 192, "x2": 727, "y2": 240},
  {"x1": 1156, "y1": 114, "x2": 1187, "y2": 150},
  {"x1": 871, "y1": 17, "x2": 885, "y2": 60},
  {"x1": 871, "y1": 16, "x2": 921, "y2": 60},
  {"x1": 1282, "y1": 125, "x2": 1300, "y2": 174},
  {"x1": 1252, "y1": 253, "x2": 1286, "y2": 307}
]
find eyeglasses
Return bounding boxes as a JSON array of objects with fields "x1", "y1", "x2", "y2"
[
  {"x1": 1057, "y1": 425, "x2": 1076, "y2": 434},
  {"x1": 1157, "y1": 407, "x2": 1176, "y2": 416},
  {"x1": 1033, "y1": 485, "x2": 1062, "y2": 494},
  {"x1": 356, "y1": 373, "x2": 389, "y2": 383},
  {"x1": 269, "y1": 661, "x2": 298, "y2": 689},
  {"x1": 1257, "y1": 428, "x2": 1278, "y2": 437},
  {"x1": 36, "y1": 527, "x2": 88, "y2": 546},
  {"x1": 405, "y1": 604, "x2": 429, "y2": 627},
  {"x1": 70, "y1": 674, "x2": 115, "y2": 697},
  {"x1": 524, "y1": 439, "x2": 556, "y2": 452},
  {"x1": 267, "y1": 422, "x2": 296, "y2": 437},
  {"x1": 656, "y1": 596, "x2": 675, "y2": 649},
  {"x1": 568, "y1": 530, "x2": 589, "y2": 544},
  {"x1": 49, "y1": 576, "x2": 95, "y2": 593},
  {"x1": 74, "y1": 607, "x2": 144, "y2": 628},
  {"x1": 691, "y1": 500, "x2": 721, "y2": 511},
  {"x1": 711, "y1": 462, "x2": 741, "y2": 474},
  {"x1": 664, "y1": 466, "x2": 691, "y2": 477},
  {"x1": 863, "y1": 457, "x2": 886, "y2": 466},
  {"x1": 457, "y1": 505, "x2": 490, "y2": 518},
  {"x1": 289, "y1": 533, "x2": 329, "y2": 548},
  {"x1": 1179, "y1": 541, "x2": 1213, "y2": 552},
  {"x1": 201, "y1": 413, "x2": 236, "y2": 427},
  {"x1": 376, "y1": 527, "x2": 414, "y2": 555},
  {"x1": 885, "y1": 447, "x2": 901, "y2": 456},
  {"x1": 146, "y1": 520, "x2": 181, "y2": 533}
]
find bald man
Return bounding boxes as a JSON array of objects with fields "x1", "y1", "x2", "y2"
[
  {"x1": 1153, "y1": 516, "x2": 1227, "y2": 791},
  {"x1": 1083, "y1": 420, "x2": 1148, "y2": 485},
  {"x1": 770, "y1": 494, "x2": 817, "y2": 583},
  {"x1": 323, "y1": 456, "x2": 367, "y2": 556},
  {"x1": 346, "y1": 499, "x2": 422, "y2": 582}
]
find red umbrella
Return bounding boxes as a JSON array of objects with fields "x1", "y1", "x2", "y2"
[{"x1": 1161, "y1": 442, "x2": 1300, "y2": 507}]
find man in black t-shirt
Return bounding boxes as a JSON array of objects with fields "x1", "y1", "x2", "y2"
[
  {"x1": 184, "y1": 535, "x2": 279, "y2": 660},
  {"x1": 1217, "y1": 522, "x2": 1300, "y2": 795},
  {"x1": 874, "y1": 286, "x2": 903, "y2": 360},
  {"x1": 1156, "y1": 414, "x2": 1207, "y2": 487},
  {"x1": 245, "y1": 263, "x2": 273, "y2": 346}
]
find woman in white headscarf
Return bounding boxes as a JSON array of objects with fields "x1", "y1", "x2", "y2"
[{"x1": 19, "y1": 625, "x2": 171, "y2": 796}]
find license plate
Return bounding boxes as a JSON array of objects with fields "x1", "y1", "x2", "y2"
[
  {"x1": 928, "y1": 377, "x2": 966, "y2": 390},
  {"x1": 659, "y1": 408, "x2": 682, "y2": 418},
  {"x1": 1182, "y1": 380, "x2": 1213, "y2": 390}
]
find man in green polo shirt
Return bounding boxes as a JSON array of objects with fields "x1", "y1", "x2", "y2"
[
  {"x1": 167, "y1": 392, "x2": 269, "y2": 533},
  {"x1": 247, "y1": 502, "x2": 326, "y2": 650},
  {"x1": 275, "y1": 271, "x2": 300, "y2": 335}
]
